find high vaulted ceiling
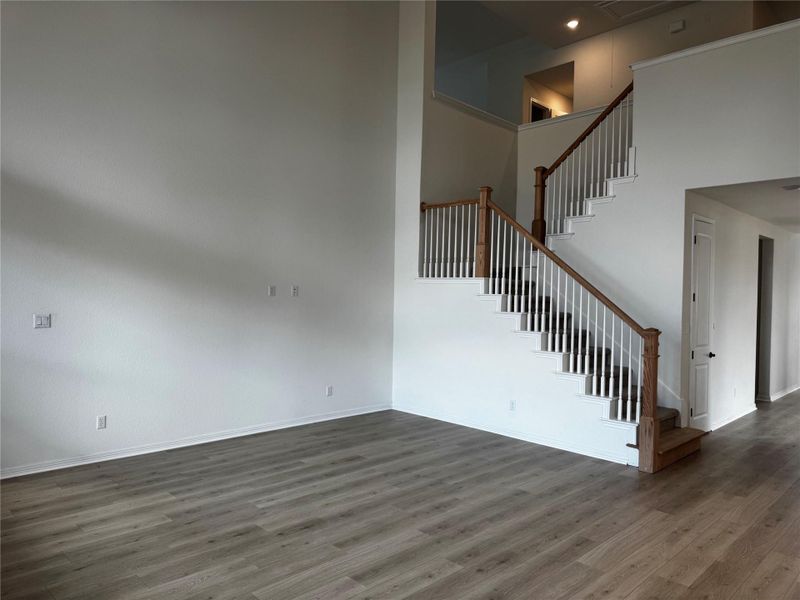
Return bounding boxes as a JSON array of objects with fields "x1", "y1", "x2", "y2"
[{"x1": 694, "y1": 178, "x2": 800, "y2": 233}]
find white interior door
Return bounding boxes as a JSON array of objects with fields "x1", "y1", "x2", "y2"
[{"x1": 689, "y1": 216, "x2": 715, "y2": 431}]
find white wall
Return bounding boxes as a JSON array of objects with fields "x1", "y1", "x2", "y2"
[
  {"x1": 1, "y1": 2, "x2": 399, "y2": 476},
  {"x1": 682, "y1": 193, "x2": 800, "y2": 428},
  {"x1": 515, "y1": 108, "x2": 603, "y2": 226},
  {"x1": 394, "y1": 280, "x2": 638, "y2": 465},
  {"x1": 548, "y1": 23, "x2": 800, "y2": 421}
]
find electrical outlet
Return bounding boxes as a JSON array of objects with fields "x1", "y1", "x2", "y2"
[
  {"x1": 509, "y1": 399, "x2": 516, "y2": 411},
  {"x1": 96, "y1": 415, "x2": 107, "y2": 430},
  {"x1": 267, "y1": 285, "x2": 276, "y2": 297},
  {"x1": 33, "y1": 314, "x2": 52, "y2": 329},
  {"x1": 291, "y1": 285, "x2": 299, "y2": 297},
  {"x1": 325, "y1": 385, "x2": 334, "y2": 397}
]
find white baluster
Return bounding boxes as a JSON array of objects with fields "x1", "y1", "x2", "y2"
[
  {"x1": 433, "y1": 209, "x2": 439, "y2": 277},
  {"x1": 569, "y1": 277, "x2": 575, "y2": 371},
  {"x1": 611, "y1": 315, "x2": 618, "y2": 409},
  {"x1": 513, "y1": 230, "x2": 520, "y2": 312},
  {"x1": 557, "y1": 266, "x2": 563, "y2": 352},
  {"x1": 422, "y1": 210, "x2": 428, "y2": 277},
  {"x1": 578, "y1": 285, "x2": 583, "y2": 374},
  {"x1": 473, "y1": 204, "x2": 478, "y2": 275},
  {"x1": 553, "y1": 161, "x2": 567, "y2": 233},
  {"x1": 534, "y1": 248, "x2": 541, "y2": 332},
  {"x1": 593, "y1": 299, "x2": 599, "y2": 395},
  {"x1": 457, "y1": 205, "x2": 463, "y2": 277},
  {"x1": 548, "y1": 257, "x2": 554, "y2": 351},
  {"x1": 601, "y1": 307, "x2": 607, "y2": 397},
  {"x1": 622, "y1": 97, "x2": 628, "y2": 177},
  {"x1": 627, "y1": 326, "x2": 633, "y2": 422},
  {"x1": 527, "y1": 240, "x2": 533, "y2": 330},
  {"x1": 636, "y1": 335, "x2": 643, "y2": 423},
  {"x1": 505, "y1": 221, "x2": 511, "y2": 296},
  {"x1": 618, "y1": 320, "x2": 624, "y2": 413},
  {"x1": 578, "y1": 138, "x2": 584, "y2": 215},
  {"x1": 466, "y1": 203, "x2": 472, "y2": 276},
  {"x1": 490, "y1": 212, "x2": 496, "y2": 292}
]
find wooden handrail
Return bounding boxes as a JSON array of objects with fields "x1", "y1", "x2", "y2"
[
  {"x1": 487, "y1": 199, "x2": 652, "y2": 338},
  {"x1": 545, "y1": 82, "x2": 634, "y2": 178},
  {"x1": 420, "y1": 198, "x2": 479, "y2": 211}
]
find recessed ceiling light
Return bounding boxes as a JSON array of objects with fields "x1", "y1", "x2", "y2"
[{"x1": 566, "y1": 19, "x2": 579, "y2": 30}]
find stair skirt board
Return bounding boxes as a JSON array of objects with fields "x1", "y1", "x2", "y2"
[
  {"x1": 394, "y1": 404, "x2": 638, "y2": 467},
  {"x1": 401, "y1": 277, "x2": 639, "y2": 467}
]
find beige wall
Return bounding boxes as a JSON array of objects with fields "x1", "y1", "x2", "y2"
[{"x1": 521, "y1": 79, "x2": 573, "y2": 124}]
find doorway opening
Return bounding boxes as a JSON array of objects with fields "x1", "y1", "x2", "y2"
[
  {"x1": 755, "y1": 236, "x2": 774, "y2": 402},
  {"x1": 522, "y1": 61, "x2": 574, "y2": 123}
]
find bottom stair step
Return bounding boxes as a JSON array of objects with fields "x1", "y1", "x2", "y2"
[
  {"x1": 658, "y1": 427, "x2": 706, "y2": 455},
  {"x1": 653, "y1": 426, "x2": 707, "y2": 471}
]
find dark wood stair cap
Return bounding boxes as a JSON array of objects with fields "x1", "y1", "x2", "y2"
[{"x1": 658, "y1": 427, "x2": 706, "y2": 455}]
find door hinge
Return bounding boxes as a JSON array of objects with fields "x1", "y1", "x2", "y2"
[
  {"x1": 691, "y1": 408, "x2": 693, "y2": 416},
  {"x1": 694, "y1": 235, "x2": 697, "y2": 244},
  {"x1": 691, "y1": 350, "x2": 694, "y2": 359},
  {"x1": 692, "y1": 292, "x2": 696, "y2": 302}
]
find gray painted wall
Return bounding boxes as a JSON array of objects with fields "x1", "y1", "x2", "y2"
[{"x1": 1, "y1": 1, "x2": 399, "y2": 474}]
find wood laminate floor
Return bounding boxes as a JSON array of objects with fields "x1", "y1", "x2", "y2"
[{"x1": 3, "y1": 394, "x2": 800, "y2": 600}]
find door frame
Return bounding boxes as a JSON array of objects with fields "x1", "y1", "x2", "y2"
[{"x1": 689, "y1": 214, "x2": 715, "y2": 430}]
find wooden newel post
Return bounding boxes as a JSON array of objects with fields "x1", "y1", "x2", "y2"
[
  {"x1": 532, "y1": 166, "x2": 547, "y2": 244},
  {"x1": 638, "y1": 328, "x2": 661, "y2": 473},
  {"x1": 475, "y1": 186, "x2": 492, "y2": 278}
]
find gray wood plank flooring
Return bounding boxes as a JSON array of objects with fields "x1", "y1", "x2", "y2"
[{"x1": 2, "y1": 394, "x2": 800, "y2": 599}]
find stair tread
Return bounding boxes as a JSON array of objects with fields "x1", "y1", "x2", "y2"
[
  {"x1": 657, "y1": 407, "x2": 679, "y2": 422},
  {"x1": 658, "y1": 427, "x2": 705, "y2": 454}
]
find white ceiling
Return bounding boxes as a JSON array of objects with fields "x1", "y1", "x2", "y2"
[
  {"x1": 479, "y1": 1, "x2": 694, "y2": 48},
  {"x1": 693, "y1": 178, "x2": 800, "y2": 233}
]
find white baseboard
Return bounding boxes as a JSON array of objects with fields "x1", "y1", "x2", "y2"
[
  {"x1": 1, "y1": 404, "x2": 391, "y2": 480},
  {"x1": 393, "y1": 404, "x2": 633, "y2": 466},
  {"x1": 770, "y1": 384, "x2": 800, "y2": 402},
  {"x1": 709, "y1": 404, "x2": 757, "y2": 431}
]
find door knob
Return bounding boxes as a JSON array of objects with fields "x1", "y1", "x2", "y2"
[{"x1": 708, "y1": 352, "x2": 716, "y2": 358}]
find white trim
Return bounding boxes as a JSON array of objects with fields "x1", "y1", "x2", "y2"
[
  {"x1": 1, "y1": 404, "x2": 391, "y2": 479},
  {"x1": 430, "y1": 91, "x2": 518, "y2": 131},
  {"x1": 709, "y1": 404, "x2": 757, "y2": 431},
  {"x1": 393, "y1": 405, "x2": 633, "y2": 466},
  {"x1": 770, "y1": 384, "x2": 800, "y2": 402},
  {"x1": 632, "y1": 19, "x2": 800, "y2": 71},
  {"x1": 518, "y1": 105, "x2": 604, "y2": 133},
  {"x1": 415, "y1": 277, "x2": 485, "y2": 285}
]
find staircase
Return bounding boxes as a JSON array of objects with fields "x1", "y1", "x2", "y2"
[{"x1": 417, "y1": 84, "x2": 704, "y2": 474}]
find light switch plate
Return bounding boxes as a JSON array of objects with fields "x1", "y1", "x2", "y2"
[
  {"x1": 33, "y1": 314, "x2": 52, "y2": 329},
  {"x1": 291, "y1": 285, "x2": 299, "y2": 297},
  {"x1": 267, "y1": 285, "x2": 276, "y2": 297},
  {"x1": 96, "y1": 415, "x2": 107, "y2": 430}
]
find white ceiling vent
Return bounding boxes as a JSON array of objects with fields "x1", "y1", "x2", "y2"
[{"x1": 595, "y1": 1, "x2": 678, "y2": 20}]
